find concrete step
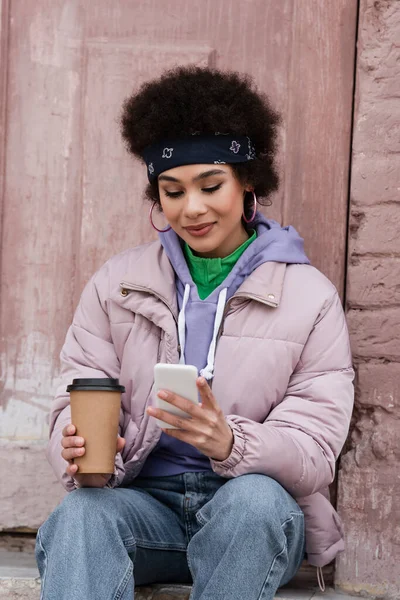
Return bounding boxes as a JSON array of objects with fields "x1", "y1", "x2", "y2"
[{"x1": 0, "y1": 550, "x2": 360, "y2": 599}]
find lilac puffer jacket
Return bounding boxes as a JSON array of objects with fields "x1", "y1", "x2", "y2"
[{"x1": 47, "y1": 240, "x2": 354, "y2": 568}]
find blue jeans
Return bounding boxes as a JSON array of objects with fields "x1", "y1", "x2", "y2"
[{"x1": 36, "y1": 472, "x2": 305, "y2": 600}]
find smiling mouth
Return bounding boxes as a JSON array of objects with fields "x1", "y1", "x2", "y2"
[{"x1": 183, "y1": 223, "x2": 216, "y2": 237}]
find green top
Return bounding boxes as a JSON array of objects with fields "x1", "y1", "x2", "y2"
[{"x1": 183, "y1": 230, "x2": 257, "y2": 300}]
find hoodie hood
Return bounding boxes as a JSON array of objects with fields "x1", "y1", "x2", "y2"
[
  {"x1": 159, "y1": 212, "x2": 310, "y2": 305},
  {"x1": 159, "y1": 212, "x2": 310, "y2": 380}
]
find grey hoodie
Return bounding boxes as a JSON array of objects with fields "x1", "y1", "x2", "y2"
[{"x1": 139, "y1": 213, "x2": 310, "y2": 477}]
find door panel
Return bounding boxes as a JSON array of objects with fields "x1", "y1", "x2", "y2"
[{"x1": 0, "y1": 0, "x2": 357, "y2": 529}]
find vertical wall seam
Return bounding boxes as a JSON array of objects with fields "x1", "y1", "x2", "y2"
[
  {"x1": 334, "y1": 0, "x2": 361, "y2": 586},
  {"x1": 71, "y1": 13, "x2": 87, "y2": 315},
  {"x1": 281, "y1": 0, "x2": 297, "y2": 228},
  {"x1": 0, "y1": 0, "x2": 11, "y2": 337},
  {"x1": 343, "y1": 0, "x2": 361, "y2": 309}
]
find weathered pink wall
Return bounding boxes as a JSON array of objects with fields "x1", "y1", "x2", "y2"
[
  {"x1": 336, "y1": 1, "x2": 400, "y2": 597},
  {"x1": 0, "y1": 0, "x2": 357, "y2": 533}
]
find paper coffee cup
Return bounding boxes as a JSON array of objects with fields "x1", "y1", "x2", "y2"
[{"x1": 67, "y1": 378, "x2": 125, "y2": 474}]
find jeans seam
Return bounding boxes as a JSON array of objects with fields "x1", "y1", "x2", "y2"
[
  {"x1": 113, "y1": 559, "x2": 133, "y2": 600},
  {"x1": 283, "y1": 512, "x2": 304, "y2": 522},
  {"x1": 258, "y1": 540, "x2": 288, "y2": 600},
  {"x1": 186, "y1": 545, "x2": 196, "y2": 600},
  {"x1": 258, "y1": 512, "x2": 304, "y2": 599},
  {"x1": 195, "y1": 510, "x2": 208, "y2": 527},
  {"x1": 135, "y1": 538, "x2": 187, "y2": 551},
  {"x1": 36, "y1": 529, "x2": 47, "y2": 600},
  {"x1": 122, "y1": 537, "x2": 136, "y2": 551}
]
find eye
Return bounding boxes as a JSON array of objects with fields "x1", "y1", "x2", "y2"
[
  {"x1": 202, "y1": 183, "x2": 222, "y2": 194},
  {"x1": 164, "y1": 190, "x2": 184, "y2": 198}
]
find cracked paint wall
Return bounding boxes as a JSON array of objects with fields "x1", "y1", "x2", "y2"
[
  {"x1": 0, "y1": 1, "x2": 357, "y2": 533},
  {"x1": 336, "y1": 1, "x2": 400, "y2": 598}
]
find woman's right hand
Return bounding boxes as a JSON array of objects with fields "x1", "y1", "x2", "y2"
[{"x1": 61, "y1": 424, "x2": 125, "y2": 488}]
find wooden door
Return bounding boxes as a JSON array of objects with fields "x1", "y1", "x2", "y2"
[{"x1": 0, "y1": 0, "x2": 358, "y2": 529}]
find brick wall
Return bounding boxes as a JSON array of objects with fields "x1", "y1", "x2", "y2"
[{"x1": 335, "y1": 1, "x2": 400, "y2": 598}]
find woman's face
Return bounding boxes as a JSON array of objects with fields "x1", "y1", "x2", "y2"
[{"x1": 158, "y1": 164, "x2": 251, "y2": 258}]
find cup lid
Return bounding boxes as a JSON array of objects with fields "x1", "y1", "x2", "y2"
[{"x1": 66, "y1": 378, "x2": 125, "y2": 393}]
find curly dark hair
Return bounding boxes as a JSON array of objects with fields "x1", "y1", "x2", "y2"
[{"x1": 120, "y1": 66, "x2": 281, "y2": 211}]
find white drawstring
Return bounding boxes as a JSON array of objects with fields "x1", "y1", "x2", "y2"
[
  {"x1": 178, "y1": 284, "x2": 191, "y2": 364},
  {"x1": 200, "y1": 288, "x2": 227, "y2": 381},
  {"x1": 177, "y1": 285, "x2": 228, "y2": 381},
  {"x1": 317, "y1": 566, "x2": 326, "y2": 592}
]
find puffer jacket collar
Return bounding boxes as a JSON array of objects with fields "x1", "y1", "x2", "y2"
[
  {"x1": 119, "y1": 241, "x2": 179, "y2": 320},
  {"x1": 117, "y1": 240, "x2": 286, "y2": 318}
]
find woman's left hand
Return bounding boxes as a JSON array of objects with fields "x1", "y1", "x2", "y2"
[{"x1": 147, "y1": 377, "x2": 234, "y2": 462}]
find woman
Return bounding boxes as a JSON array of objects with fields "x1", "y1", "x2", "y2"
[{"x1": 36, "y1": 67, "x2": 354, "y2": 600}]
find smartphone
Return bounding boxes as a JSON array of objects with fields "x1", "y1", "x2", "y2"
[{"x1": 153, "y1": 363, "x2": 199, "y2": 429}]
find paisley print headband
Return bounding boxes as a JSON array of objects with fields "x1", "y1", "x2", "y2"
[{"x1": 142, "y1": 133, "x2": 256, "y2": 182}]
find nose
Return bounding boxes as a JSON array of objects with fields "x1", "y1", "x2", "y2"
[{"x1": 183, "y1": 192, "x2": 208, "y2": 219}]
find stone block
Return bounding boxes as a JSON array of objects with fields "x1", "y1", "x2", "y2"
[
  {"x1": 335, "y1": 465, "x2": 400, "y2": 599},
  {"x1": 0, "y1": 442, "x2": 65, "y2": 531},
  {"x1": 347, "y1": 307, "x2": 400, "y2": 360},
  {"x1": 355, "y1": 362, "x2": 400, "y2": 413},
  {"x1": 0, "y1": 579, "x2": 356, "y2": 600},
  {"x1": 0, "y1": 578, "x2": 41, "y2": 600},
  {"x1": 353, "y1": 98, "x2": 400, "y2": 154},
  {"x1": 0, "y1": 581, "x2": 190, "y2": 600},
  {"x1": 0, "y1": 549, "x2": 351, "y2": 599},
  {"x1": 357, "y1": 0, "x2": 400, "y2": 84},
  {"x1": 350, "y1": 0, "x2": 400, "y2": 209},
  {"x1": 352, "y1": 0, "x2": 400, "y2": 147},
  {"x1": 348, "y1": 205, "x2": 400, "y2": 256},
  {"x1": 347, "y1": 258, "x2": 400, "y2": 307},
  {"x1": 351, "y1": 155, "x2": 400, "y2": 206},
  {"x1": 347, "y1": 407, "x2": 400, "y2": 468}
]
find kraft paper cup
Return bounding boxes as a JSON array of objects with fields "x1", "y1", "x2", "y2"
[{"x1": 67, "y1": 378, "x2": 125, "y2": 474}]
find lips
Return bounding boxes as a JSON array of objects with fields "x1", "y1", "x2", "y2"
[
  {"x1": 183, "y1": 222, "x2": 215, "y2": 237},
  {"x1": 184, "y1": 222, "x2": 215, "y2": 231}
]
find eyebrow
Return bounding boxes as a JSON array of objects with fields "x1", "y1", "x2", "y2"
[{"x1": 158, "y1": 169, "x2": 227, "y2": 183}]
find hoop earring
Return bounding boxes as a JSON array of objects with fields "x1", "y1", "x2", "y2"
[
  {"x1": 149, "y1": 202, "x2": 171, "y2": 233},
  {"x1": 242, "y1": 191, "x2": 257, "y2": 224}
]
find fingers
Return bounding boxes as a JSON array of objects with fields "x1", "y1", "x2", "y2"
[
  {"x1": 62, "y1": 445, "x2": 85, "y2": 462},
  {"x1": 66, "y1": 463, "x2": 79, "y2": 476},
  {"x1": 147, "y1": 385, "x2": 221, "y2": 430},
  {"x1": 61, "y1": 425, "x2": 86, "y2": 462},
  {"x1": 197, "y1": 377, "x2": 219, "y2": 409},
  {"x1": 62, "y1": 424, "x2": 76, "y2": 437},
  {"x1": 116, "y1": 437, "x2": 126, "y2": 453},
  {"x1": 148, "y1": 405, "x2": 200, "y2": 431},
  {"x1": 162, "y1": 427, "x2": 193, "y2": 444},
  {"x1": 61, "y1": 435, "x2": 85, "y2": 449},
  {"x1": 63, "y1": 427, "x2": 124, "y2": 476},
  {"x1": 155, "y1": 390, "x2": 202, "y2": 418}
]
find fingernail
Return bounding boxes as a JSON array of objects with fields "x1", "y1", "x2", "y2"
[
  {"x1": 147, "y1": 407, "x2": 155, "y2": 415},
  {"x1": 158, "y1": 390, "x2": 168, "y2": 399},
  {"x1": 77, "y1": 438, "x2": 84, "y2": 445},
  {"x1": 199, "y1": 378, "x2": 206, "y2": 386}
]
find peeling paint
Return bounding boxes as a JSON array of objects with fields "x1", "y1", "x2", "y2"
[{"x1": 29, "y1": 13, "x2": 62, "y2": 68}]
